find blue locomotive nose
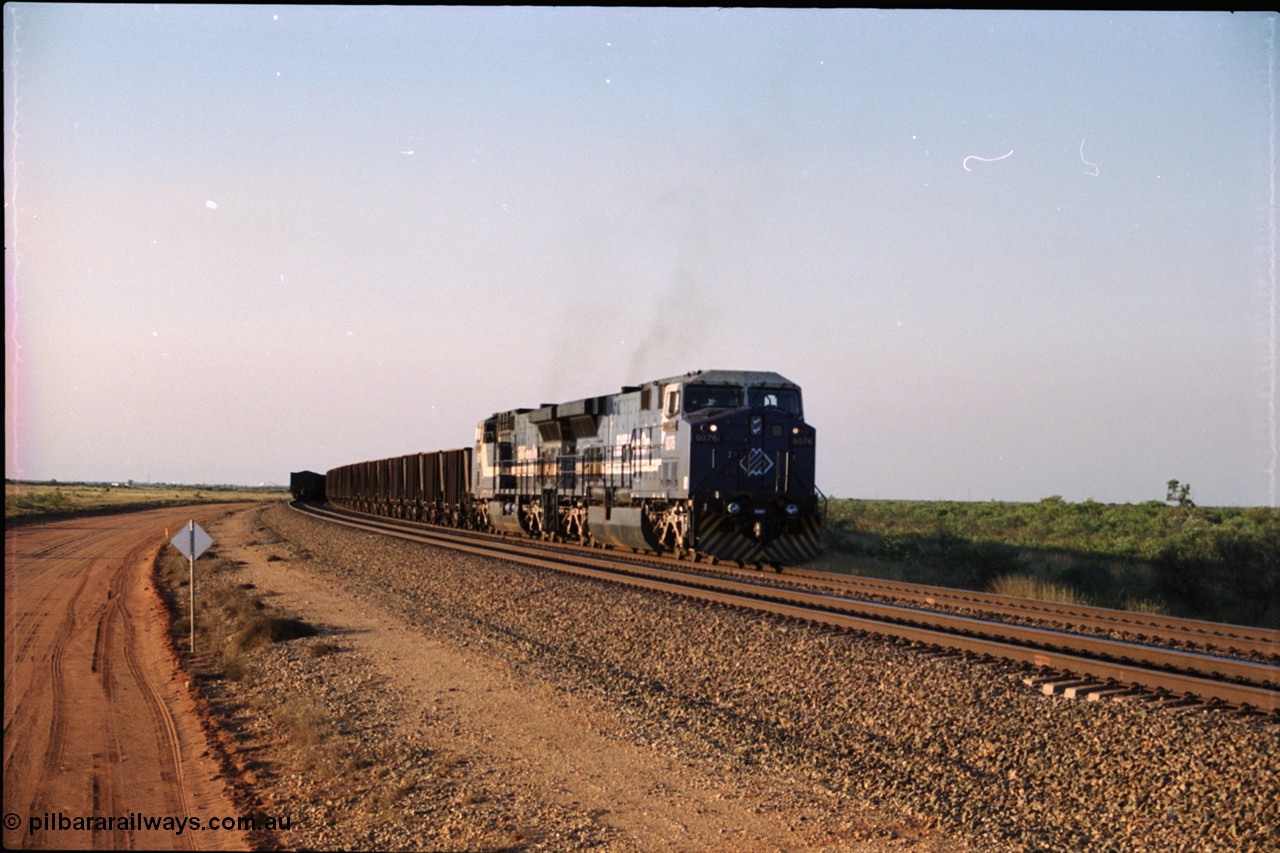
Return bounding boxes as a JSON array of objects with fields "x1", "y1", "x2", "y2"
[
  {"x1": 688, "y1": 407, "x2": 816, "y2": 495},
  {"x1": 684, "y1": 400, "x2": 821, "y2": 560}
]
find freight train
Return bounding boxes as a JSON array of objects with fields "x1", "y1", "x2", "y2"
[{"x1": 296, "y1": 369, "x2": 824, "y2": 566}]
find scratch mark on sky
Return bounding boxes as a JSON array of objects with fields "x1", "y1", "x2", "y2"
[
  {"x1": 962, "y1": 149, "x2": 1013, "y2": 172},
  {"x1": 1267, "y1": 15, "x2": 1278, "y2": 506},
  {"x1": 7, "y1": 4, "x2": 27, "y2": 478},
  {"x1": 1079, "y1": 139, "x2": 1099, "y2": 176}
]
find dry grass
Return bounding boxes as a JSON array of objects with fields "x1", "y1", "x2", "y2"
[
  {"x1": 1122, "y1": 596, "x2": 1169, "y2": 615},
  {"x1": 989, "y1": 574, "x2": 1167, "y2": 617},
  {"x1": 155, "y1": 550, "x2": 318, "y2": 682},
  {"x1": 155, "y1": 546, "x2": 358, "y2": 780},
  {"x1": 988, "y1": 573, "x2": 1091, "y2": 606},
  {"x1": 6, "y1": 480, "x2": 287, "y2": 521}
]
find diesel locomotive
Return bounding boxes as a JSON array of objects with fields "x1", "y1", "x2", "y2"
[{"x1": 308, "y1": 369, "x2": 824, "y2": 566}]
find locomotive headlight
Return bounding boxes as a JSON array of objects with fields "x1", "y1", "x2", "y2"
[
  {"x1": 785, "y1": 503, "x2": 799, "y2": 516},
  {"x1": 727, "y1": 502, "x2": 741, "y2": 515},
  {"x1": 694, "y1": 422, "x2": 721, "y2": 443},
  {"x1": 789, "y1": 426, "x2": 814, "y2": 447}
]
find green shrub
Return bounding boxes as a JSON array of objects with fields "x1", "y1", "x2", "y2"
[{"x1": 821, "y1": 498, "x2": 1279, "y2": 627}]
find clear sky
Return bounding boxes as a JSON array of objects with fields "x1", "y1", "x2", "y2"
[{"x1": 5, "y1": 6, "x2": 1277, "y2": 506}]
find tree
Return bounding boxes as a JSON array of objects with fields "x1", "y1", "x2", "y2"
[{"x1": 1166, "y1": 480, "x2": 1195, "y2": 517}]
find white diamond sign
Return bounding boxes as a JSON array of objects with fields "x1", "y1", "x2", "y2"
[
  {"x1": 171, "y1": 521, "x2": 213, "y2": 560},
  {"x1": 740, "y1": 448, "x2": 775, "y2": 477}
]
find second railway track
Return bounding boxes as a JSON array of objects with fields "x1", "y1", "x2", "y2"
[{"x1": 292, "y1": 501, "x2": 1280, "y2": 715}]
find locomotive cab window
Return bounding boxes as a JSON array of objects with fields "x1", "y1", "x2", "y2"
[
  {"x1": 683, "y1": 385, "x2": 743, "y2": 413},
  {"x1": 664, "y1": 388, "x2": 681, "y2": 417},
  {"x1": 748, "y1": 388, "x2": 802, "y2": 416}
]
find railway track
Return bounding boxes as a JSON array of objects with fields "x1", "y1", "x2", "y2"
[
  {"x1": 711, "y1": 564, "x2": 1280, "y2": 661},
  {"x1": 291, "y1": 502, "x2": 1280, "y2": 714}
]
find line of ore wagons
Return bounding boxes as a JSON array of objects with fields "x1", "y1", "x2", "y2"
[{"x1": 321, "y1": 449, "x2": 474, "y2": 525}]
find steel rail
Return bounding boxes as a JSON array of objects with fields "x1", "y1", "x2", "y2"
[
  {"x1": 291, "y1": 502, "x2": 1280, "y2": 712},
  {"x1": 771, "y1": 568, "x2": 1280, "y2": 657}
]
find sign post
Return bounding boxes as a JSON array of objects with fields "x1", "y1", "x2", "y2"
[{"x1": 170, "y1": 520, "x2": 213, "y2": 654}]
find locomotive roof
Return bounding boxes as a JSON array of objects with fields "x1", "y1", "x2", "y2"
[
  {"x1": 483, "y1": 370, "x2": 802, "y2": 424},
  {"x1": 649, "y1": 369, "x2": 799, "y2": 390}
]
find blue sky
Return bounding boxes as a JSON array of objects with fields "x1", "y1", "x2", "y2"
[{"x1": 5, "y1": 7, "x2": 1277, "y2": 506}]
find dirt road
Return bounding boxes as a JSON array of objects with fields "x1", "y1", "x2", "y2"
[{"x1": 4, "y1": 508, "x2": 248, "y2": 851}]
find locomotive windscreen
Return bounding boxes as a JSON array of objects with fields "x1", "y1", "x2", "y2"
[
  {"x1": 683, "y1": 385, "x2": 743, "y2": 412},
  {"x1": 748, "y1": 388, "x2": 802, "y2": 416}
]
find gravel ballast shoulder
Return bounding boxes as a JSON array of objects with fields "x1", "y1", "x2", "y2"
[{"x1": 204, "y1": 505, "x2": 1277, "y2": 851}]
